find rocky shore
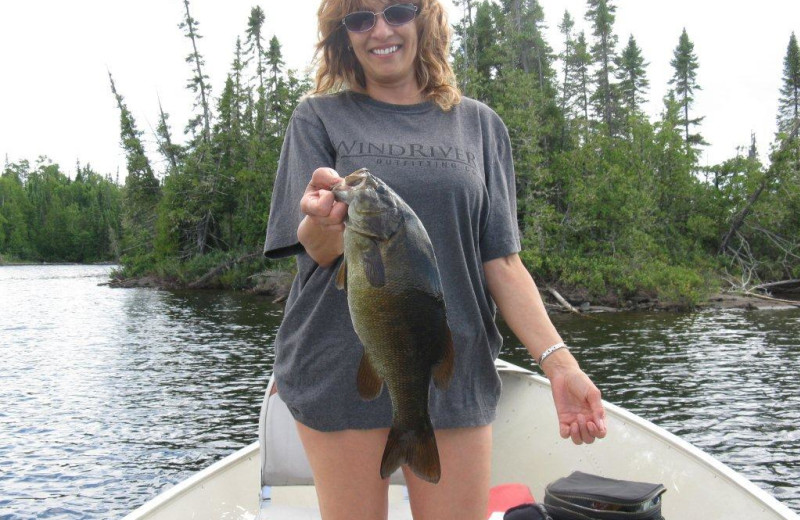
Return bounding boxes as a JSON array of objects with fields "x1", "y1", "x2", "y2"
[{"x1": 543, "y1": 290, "x2": 799, "y2": 313}]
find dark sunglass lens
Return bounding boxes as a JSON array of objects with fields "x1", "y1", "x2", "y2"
[
  {"x1": 384, "y1": 4, "x2": 416, "y2": 25},
  {"x1": 344, "y1": 11, "x2": 375, "y2": 32}
]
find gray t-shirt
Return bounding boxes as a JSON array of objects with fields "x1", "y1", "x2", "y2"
[{"x1": 264, "y1": 91, "x2": 520, "y2": 431}]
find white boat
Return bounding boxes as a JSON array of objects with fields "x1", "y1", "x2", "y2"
[{"x1": 124, "y1": 360, "x2": 799, "y2": 519}]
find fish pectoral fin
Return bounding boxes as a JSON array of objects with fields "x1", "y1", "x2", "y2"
[
  {"x1": 357, "y1": 353, "x2": 384, "y2": 400},
  {"x1": 381, "y1": 422, "x2": 441, "y2": 484},
  {"x1": 363, "y1": 240, "x2": 386, "y2": 287},
  {"x1": 433, "y1": 326, "x2": 455, "y2": 390},
  {"x1": 335, "y1": 256, "x2": 347, "y2": 291}
]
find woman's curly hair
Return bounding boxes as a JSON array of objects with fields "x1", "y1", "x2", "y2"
[{"x1": 312, "y1": 0, "x2": 461, "y2": 111}]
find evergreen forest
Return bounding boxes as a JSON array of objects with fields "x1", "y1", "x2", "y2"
[{"x1": 2, "y1": 0, "x2": 799, "y2": 307}]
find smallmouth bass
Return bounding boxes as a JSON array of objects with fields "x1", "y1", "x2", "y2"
[{"x1": 332, "y1": 168, "x2": 455, "y2": 484}]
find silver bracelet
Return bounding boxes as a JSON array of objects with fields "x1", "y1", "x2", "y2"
[{"x1": 537, "y1": 341, "x2": 568, "y2": 366}]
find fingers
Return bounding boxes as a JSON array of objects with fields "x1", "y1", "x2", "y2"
[
  {"x1": 308, "y1": 167, "x2": 342, "y2": 191},
  {"x1": 562, "y1": 414, "x2": 606, "y2": 445},
  {"x1": 302, "y1": 189, "x2": 343, "y2": 218},
  {"x1": 591, "y1": 413, "x2": 607, "y2": 440},
  {"x1": 302, "y1": 195, "x2": 347, "y2": 229},
  {"x1": 301, "y1": 168, "x2": 347, "y2": 227},
  {"x1": 567, "y1": 415, "x2": 594, "y2": 445},
  {"x1": 569, "y1": 422, "x2": 582, "y2": 444},
  {"x1": 557, "y1": 379, "x2": 608, "y2": 445},
  {"x1": 301, "y1": 188, "x2": 331, "y2": 215},
  {"x1": 589, "y1": 386, "x2": 607, "y2": 439}
]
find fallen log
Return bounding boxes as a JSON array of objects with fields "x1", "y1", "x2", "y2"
[
  {"x1": 189, "y1": 252, "x2": 261, "y2": 289},
  {"x1": 546, "y1": 287, "x2": 582, "y2": 315},
  {"x1": 752, "y1": 279, "x2": 800, "y2": 292},
  {"x1": 734, "y1": 291, "x2": 800, "y2": 308}
]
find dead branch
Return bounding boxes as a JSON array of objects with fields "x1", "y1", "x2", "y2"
[
  {"x1": 719, "y1": 119, "x2": 800, "y2": 254},
  {"x1": 752, "y1": 279, "x2": 800, "y2": 292},
  {"x1": 188, "y1": 252, "x2": 261, "y2": 289},
  {"x1": 547, "y1": 287, "x2": 582, "y2": 315},
  {"x1": 733, "y1": 291, "x2": 800, "y2": 308},
  {"x1": 723, "y1": 231, "x2": 763, "y2": 291}
]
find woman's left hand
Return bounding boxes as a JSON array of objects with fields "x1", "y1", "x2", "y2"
[
  {"x1": 481, "y1": 255, "x2": 607, "y2": 444},
  {"x1": 546, "y1": 363, "x2": 607, "y2": 445}
]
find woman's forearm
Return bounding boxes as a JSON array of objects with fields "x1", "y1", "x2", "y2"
[{"x1": 484, "y1": 254, "x2": 579, "y2": 375}]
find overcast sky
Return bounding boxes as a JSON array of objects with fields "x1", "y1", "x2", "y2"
[{"x1": 1, "y1": 1, "x2": 798, "y2": 179}]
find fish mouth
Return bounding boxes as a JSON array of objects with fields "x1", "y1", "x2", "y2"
[
  {"x1": 332, "y1": 168, "x2": 371, "y2": 203},
  {"x1": 334, "y1": 168, "x2": 371, "y2": 191},
  {"x1": 331, "y1": 180, "x2": 349, "y2": 203}
]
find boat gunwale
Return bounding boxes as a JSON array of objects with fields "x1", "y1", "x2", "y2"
[
  {"x1": 495, "y1": 360, "x2": 798, "y2": 519},
  {"x1": 122, "y1": 442, "x2": 259, "y2": 520},
  {"x1": 124, "y1": 360, "x2": 799, "y2": 519}
]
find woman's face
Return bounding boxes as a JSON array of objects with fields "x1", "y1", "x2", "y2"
[{"x1": 346, "y1": 1, "x2": 419, "y2": 91}]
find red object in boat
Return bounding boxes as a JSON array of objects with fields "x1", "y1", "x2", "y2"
[{"x1": 487, "y1": 483, "x2": 536, "y2": 518}]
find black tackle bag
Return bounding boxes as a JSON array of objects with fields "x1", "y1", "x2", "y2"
[
  {"x1": 544, "y1": 471, "x2": 666, "y2": 520},
  {"x1": 504, "y1": 503, "x2": 553, "y2": 520}
]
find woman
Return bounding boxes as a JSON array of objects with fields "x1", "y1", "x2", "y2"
[{"x1": 263, "y1": 1, "x2": 607, "y2": 518}]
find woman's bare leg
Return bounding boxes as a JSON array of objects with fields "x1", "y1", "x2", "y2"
[
  {"x1": 295, "y1": 422, "x2": 391, "y2": 520},
  {"x1": 403, "y1": 425, "x2": 493, "y2": 520}
]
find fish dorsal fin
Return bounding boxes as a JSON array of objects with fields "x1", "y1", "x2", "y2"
[
  {"x1": 335, "y1": 256, "x2": 347, "y2": 291},
  {"x1": 433, "y1": 326, "x2": 455, "y2": 390},
  {"x1": 357, "y1": 353, "x2": 384, "y2": 400},
  {"x1": 363, "y1": 240, "x2": 385, "y2": 287}
]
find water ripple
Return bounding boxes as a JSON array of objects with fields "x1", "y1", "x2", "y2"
[
  {"x1": 1, "y1": 266, "x2": 275, "y2": 519},
  {"x1": 2, "y1": 266, "x2": 799, "y2": 517}
]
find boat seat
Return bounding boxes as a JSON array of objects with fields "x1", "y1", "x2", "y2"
[{"x1": 257, "y1": 376, "x2": 410, "y2": 519}]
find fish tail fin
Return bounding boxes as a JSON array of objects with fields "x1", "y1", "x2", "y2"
[{"x1": 380, "y1": 421, "x2": 441, "y2": 484}]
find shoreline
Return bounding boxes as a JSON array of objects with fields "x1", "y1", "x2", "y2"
[
  {"x1": 0, "y1": 260, "x2": 117, "y2": 267},
  {"x1": 103, "y1": 270, "x2": 800, "y2": 313},
  {"x1": 7, "y1": 261, "x2": 796, "y2": 312},
  {"x1": 547, "y1": 291, "x2": 800, "y2": 314}
]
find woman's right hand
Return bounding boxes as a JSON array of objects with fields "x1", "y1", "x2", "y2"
[{"x1": 297, "y1": 168, "x2": 348, "y2": 266}]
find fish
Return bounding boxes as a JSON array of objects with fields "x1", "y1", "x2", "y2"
[{"x1": 332, "y1": 168, "x2": 455, "y2": 484}]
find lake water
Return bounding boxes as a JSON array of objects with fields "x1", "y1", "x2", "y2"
[{"x1": 1, "y1": 264, "x2": 798, "y2": 518}]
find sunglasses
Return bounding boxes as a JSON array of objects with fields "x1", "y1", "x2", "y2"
[{"x1": 341, "y1": 4, "x2": 418, "y2": 33}]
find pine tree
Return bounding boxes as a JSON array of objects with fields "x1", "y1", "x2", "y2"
[
  {"x1": 585, "y1": 0, "x2": 619, "y2": 131},
  {"x1": 156, "y1": 99, "x2": 184, "y2": 173},
  {"x1": 777, "y1": 32, "x2": 800, "y2": 136},
  {"x1": 653, "y1": 94, "x2": 696, "y2": 244},
  {"x1": 0, "y1": 162, "x2": 32, "y2": 258},
  {"x1": 668, "y1": 28, "x2": 705, "y2": 151},
  {"x1": 616, "y1": 35, "x2": 649, "y2": 115},
  {"x1": 451, "y1": 0, "x2": 473, "y2": 92},
  {"x1": 180, "y1": 0, "x2": 212, "y2": 143},
  {"x1": 266, "y1": 35, "x2": 286, "y2": 131},
  {"x1": 473, "y1": 1, "x2": 504, "y2": 99},
  {"x1": 569, "y1": 31, "x2": 592, "y2": 122},
  {"x1": 108, "y1": 72, "x2": 160, "y2": 261},
  {"x1": 228, "y1": 37, "x2": 249, "y2": 165},
  {"x1": 557, "y1": 10, "x2": 576, "y2": 117},
  {"x1": 245, "y1": 7, "x2": 267, "y2": 94},
  {"x1": 501, "y1": 0, "x2": 554, "y2": 89},
  {"x1": 244, "y1": 7, "x2": 270, "y2": 142}
]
